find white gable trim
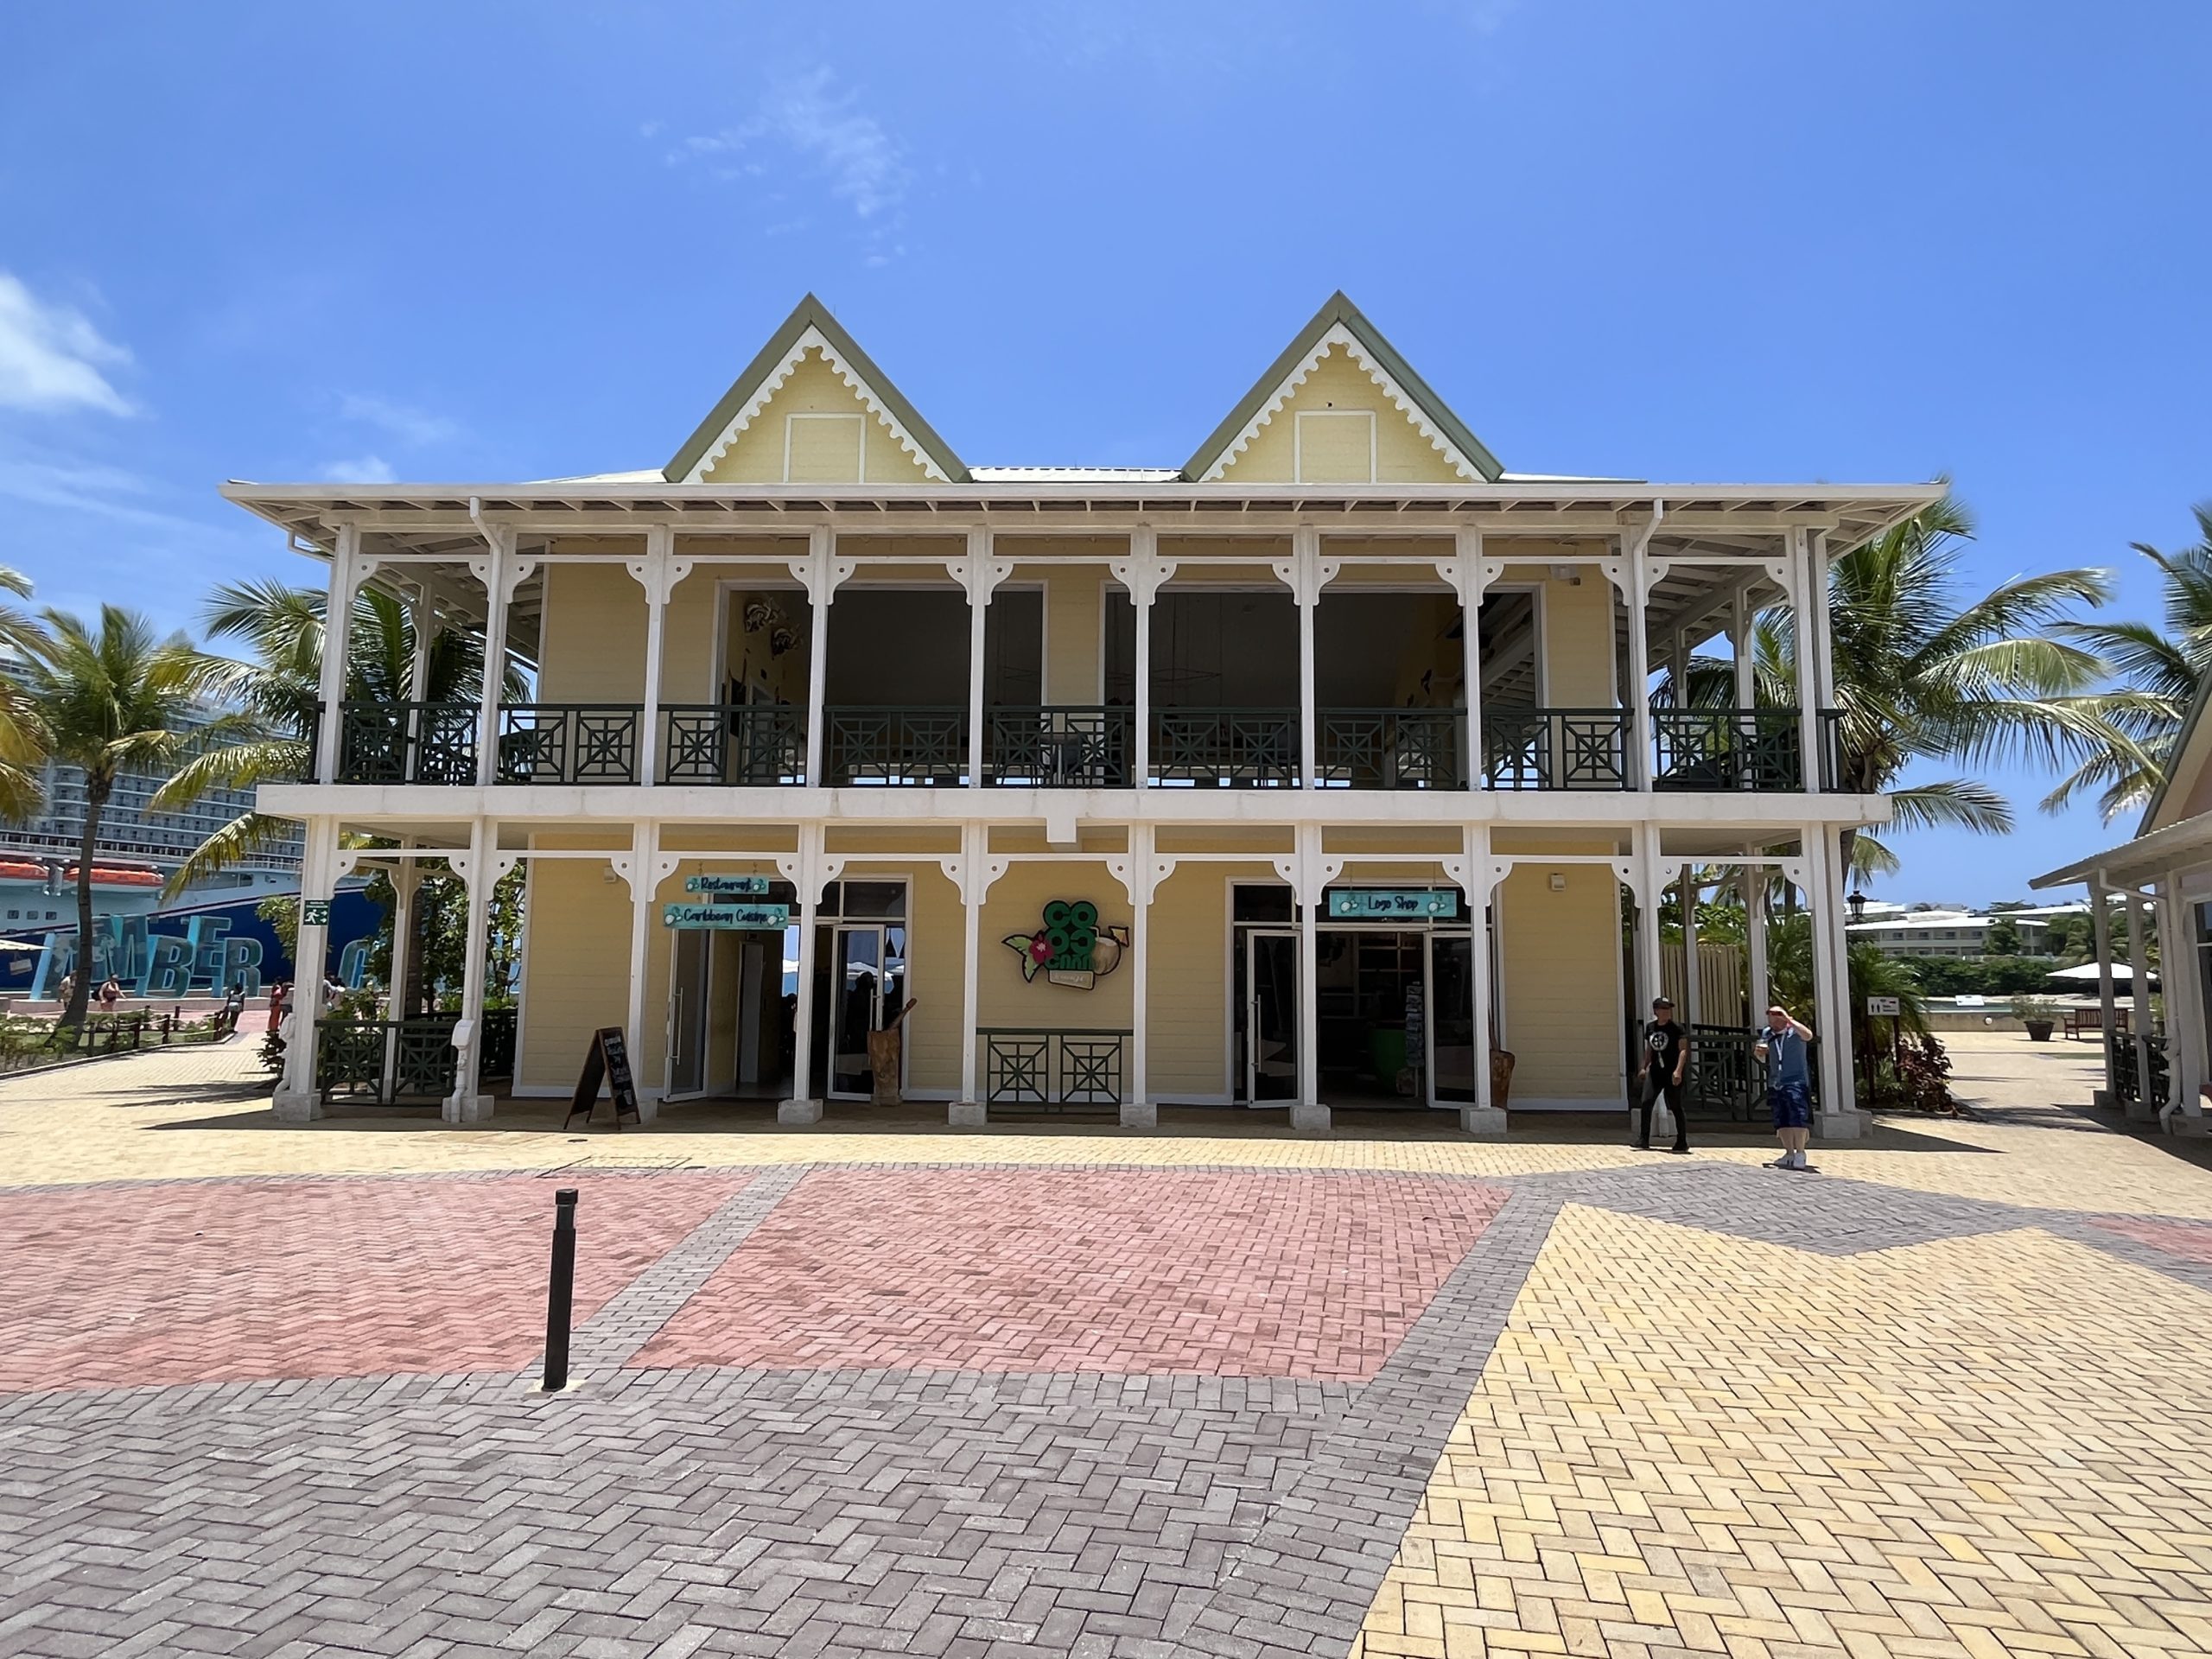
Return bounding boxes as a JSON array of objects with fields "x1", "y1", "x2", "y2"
[
  {"x1": 1199, "y1": 322, "x2": 1481, "y2": 483},
  {"x1": 683, "y1": 326, "x2": 949, "y2": 483}
]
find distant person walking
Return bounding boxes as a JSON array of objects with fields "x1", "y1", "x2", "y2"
[
  {"x1": 266, "y1": 981, "x2": 287, "y2": 1033},
  {"x1": 97, "y1": 975, "x2": 122, "y2": 1014},
  {"x1": 54, "y1": 971, "x2": 74, "y2": 1010},
  {"x1": 1635, "y1": 995, "x2": 1690, "y2": 1154},
  {"x1": 1758, "y1": 1004, "x2": 1816, "y2": 1170}
]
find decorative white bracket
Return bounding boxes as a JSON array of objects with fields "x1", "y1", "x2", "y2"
[
  {"x1": 946, "y1": 555, "x2": 1016, "y2": 603},
  {"x1": 1271, "y1": 854, "x2": 1343, "y2": 907},
  {"x1": 938, "y1": 855, "x2": 1009, "y2": 908},
  {"x1": 789, "y1": 547, "x2": 855, "y2": 605},
  {"x1": 774, "y1": 852, "x2": 848, "y2": 905},
  {"x1": 608, "y1": 852, "x2": 683, "y2": 899},
  {"x1": 626, "y1": 552, "x2": 696, "y2": 604},
  {"x1": 1109, "y1": 555, "x2": 1179, "y2": 607},
  {"x1": 1108, "y1": 854, "x2": 1177, "y2": 908}
]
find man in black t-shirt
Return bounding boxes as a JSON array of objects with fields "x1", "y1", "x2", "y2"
[{"x1": 1636, "y1": 995, "x2": 1690, "y2": 1154}]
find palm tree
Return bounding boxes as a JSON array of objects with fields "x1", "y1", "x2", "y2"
[
  {"x1": 1751, "y1": 496, "x2": 2119, "y2": 880},
  {"x1": 0, "y1": 567, "x2": 50, "y2": 819},
  {"x1": 155, "y1": 578, "x2": 493, "y2": 887},
  {"x1": 21, "y1": 607, "x2": 210, "y2": 1028},
  {"x1": 2042, "y1": 503, "x2": 2212, "y2": 821}
]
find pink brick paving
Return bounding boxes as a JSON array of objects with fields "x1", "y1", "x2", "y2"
[
  {"x1": 632, "y1": 1166, "x2": 1505, "y2": 1379},
  {"x1": 2094, "y1": 1214, "x2": 2212, "y2": 1262},
  {"x1": 0, "y1": 1170, "x2": 751, "y2": 1393}
]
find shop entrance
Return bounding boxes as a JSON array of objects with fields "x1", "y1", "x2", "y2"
[{"x1": 664, "y1": 924, "x2": 796, "y2": 1103}]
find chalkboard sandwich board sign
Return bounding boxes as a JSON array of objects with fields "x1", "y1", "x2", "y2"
[{"x1": 564, "y1": 1027, "x2": 641, "y2": 1130}]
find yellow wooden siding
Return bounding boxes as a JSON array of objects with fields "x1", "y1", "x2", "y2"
[
  {"x1": 976, "y1": 864, "x2": 1135, "y2": 1039},
  {"x1": 697, "y1": 350, "x2": 932, "y2": 485},
  {"x1": 517, "y1": 851, "x2": 632, "y2": 1090},
  {"x1": 783, "y1": 412, "x2": 864, "y2": 483},
  {"x1": 1497, "y1": 859, "x2": 1624, "y2": 1103},
  {"x1": 538, "y1": 562, "x2": 647, "y2": 703},
  {"x1": 1215, "y1": 347, "x2": 1467, "y2": 486},
  {"x1": 1044, "y1": 569, "x2": 1103, "y2": 702}
]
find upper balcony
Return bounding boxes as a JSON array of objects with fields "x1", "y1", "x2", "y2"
[{"x1": 276, "y1": 517, "x2": 1875, "y2": 806}]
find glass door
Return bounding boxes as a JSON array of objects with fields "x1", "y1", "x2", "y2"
[
  {"x1": 1427, "y1": 933, "x2": 1477, "y2": 1104},
  {"x1": 830, "y1": 925, "x2": 885, "y2": 1098},
  {"x1": 666, "y1": 927, "x2": 711, "y2": 1098},
  {"x1": 1244, "y1": 929, "x2": 1300, "y2": 1102}
]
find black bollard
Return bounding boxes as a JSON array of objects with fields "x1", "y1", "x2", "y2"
[{"x1": 542, "y1": 1187, "x2": 579, "y2": 1392}]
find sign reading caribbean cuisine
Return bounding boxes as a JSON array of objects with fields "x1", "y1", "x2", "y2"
[
  {"x1": 663, "y1": 902, "x2": 790, "y2": 930},
  {"x1": 1326, "y1": 888, "x2": 1459, "y2": 920},
  {"x1": 1003, "y1": 899, "x2": 1131, "y2": 992},
  {"x1": 685, "y1": 874, "x2": 772, "y2": 896}
]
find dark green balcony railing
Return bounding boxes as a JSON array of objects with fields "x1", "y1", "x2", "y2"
[
  {"x1": 1150, "y1": 708, "x2": 1300, "y2": 788},
  {"x1": 2114, "y1": 1033, "x2": 2169, "y2": 1108},
  {"x1": 497, "y1": 703, "x2": 640, "y2": 784},
  {"x1": 336, "y1": 700, "x2": 480, "y2": 785},
  {"x1": 825, "y1": 706, "x2": 967, "y2": 786},
  {"x1": 1481, "y1": 708, "x2": 1630, "y2": 791},
  {"x1": 979, "y1": 1027, "x2": 1130, "y2": 1112},
  {"x1": 1316, "y1": 708, "x2": 1465, "y2": 790},
  {"x1": 1651, "y1": 709, "x2": 1804, "y2": 792},
  {"x1": 315, "y1": 1007, "x2": 515, "y2": 1104},
  {"x1": 986, "y1": 707, "x2": 1131, "y2": 787},
  {"x1": 660, "y1": 703, "x2": 806, "y2": 785}
]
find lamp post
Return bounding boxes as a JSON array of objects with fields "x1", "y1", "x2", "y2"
[{"x1": 1847, "y1": 888, "x2": 1868, "y2": 925}]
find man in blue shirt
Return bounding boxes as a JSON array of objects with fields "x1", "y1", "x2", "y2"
[{"x1": 1755, "y1": 1003, "x2": 1816, "y2": 1171}]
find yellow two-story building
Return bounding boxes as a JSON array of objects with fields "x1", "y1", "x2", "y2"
[{"x1": 229, "y1": 294, "x2": 1922, "y2": 1139}]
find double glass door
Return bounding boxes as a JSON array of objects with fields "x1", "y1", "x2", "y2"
[{"x1": 828, "y1": 924, "x2": 906, "y2": 1097}]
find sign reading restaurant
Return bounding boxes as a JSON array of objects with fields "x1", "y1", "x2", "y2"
[{"x1": 684, "y1": 874, "x2": 772, "y2": 895}]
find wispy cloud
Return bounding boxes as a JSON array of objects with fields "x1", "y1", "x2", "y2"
[
  {"x1": 337, "y1": 394, "x2": 459, "y2": 448},
  {"x1": 666, "y1": 67, "x2": 910, "y2": 247},
  {"x1": 0, "y1": 273, "x2": 134, "y2": 416},
  {"x1": 317, "y1": 455, "x2": 397, "y2": 484}
]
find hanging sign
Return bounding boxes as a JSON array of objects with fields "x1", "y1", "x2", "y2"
[
  {"x1": 563, "y1": 1026, "x2": 639, "y2": 1130},
  {"x1": 686, "y1": 874, "x2": 771, "y2": 896},
  {"x1": 663, "y1": 902, "x2": 789, "y2": 929},
  {"x1": 1002, "y1": 899, "x2": 1131, "y2": 991},
  {"x1": 1326, "y1": 889, "x2": 1459, "y2": 920}
]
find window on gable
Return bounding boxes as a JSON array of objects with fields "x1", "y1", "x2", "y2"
[
  {"x1": 785, "y1": 412, "x2": 865, "y2": 484},
  {"x1": 1294, "y1": 409, "x2": 1376, "y2": 484}
]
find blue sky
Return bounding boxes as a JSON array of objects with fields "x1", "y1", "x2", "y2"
[{"x1": 3, "y1": 1, "x2": 2207, "y2": 904}]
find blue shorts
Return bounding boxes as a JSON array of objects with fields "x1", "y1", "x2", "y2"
[{"x1": 1770, "y1": 1080, "x2": 1811, "y2": 1129}]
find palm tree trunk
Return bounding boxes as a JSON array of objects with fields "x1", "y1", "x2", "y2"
[{"x1": 63, "y1": 777, "x2": 106, "y2": 1029}]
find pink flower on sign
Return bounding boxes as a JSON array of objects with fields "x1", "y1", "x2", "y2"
[{"x1": 1028, "y1": 932, "x2": 1052, "y2": 964}]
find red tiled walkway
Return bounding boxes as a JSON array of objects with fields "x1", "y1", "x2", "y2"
[
  {"x1": 2094, "y1": 1214, "x2": 2212, "y2": 1263},
  {"x1": 0, "y1": 1171, "x2": 750, "y2": 1393},
  {"x1": 633, "y1": 1167, "x2": 1503, "y2": 1379}
]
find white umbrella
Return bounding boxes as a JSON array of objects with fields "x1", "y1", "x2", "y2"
[{"x1": 2045, "y1": 961, "x2": 2155, "y2": 984}]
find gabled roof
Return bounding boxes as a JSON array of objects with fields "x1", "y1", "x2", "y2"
[
  {"x1": 662, "y1": 293, "x2": 969, "y2": 484},
  {"x1": 1180, "y1": 291, "x2": 1504, "y2": 484},
  {"x1": 2137, "y1": 670, "x2": 2212, "y2": 836}
]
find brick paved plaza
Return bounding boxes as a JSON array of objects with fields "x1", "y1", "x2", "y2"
[{"x1": 6, "y1": 1033, "x2": 2212, "y2": 1657}]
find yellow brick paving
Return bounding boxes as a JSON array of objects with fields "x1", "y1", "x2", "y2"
[
  {"x1": 1354, "y1": 1207, "x2": 2212, "y2": 1659},
  {"x1": 6, "y1": 1032, "x2": 2212, "y2": 1219}
]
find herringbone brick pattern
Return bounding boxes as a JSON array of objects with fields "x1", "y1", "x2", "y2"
[
  {"x1": 2094, "y1": 1214, "x2": 2212, "y2": 1265},
  {"x1": 1355, "y1": 1204, "x2": 2212, "y2": 1659},
  {"x1": 0, "y1": 1170, "x2": 749, "y2": 1393},
  {"x1": 632, "y1": 1166, "x2": 1505, "y2": 1379}
]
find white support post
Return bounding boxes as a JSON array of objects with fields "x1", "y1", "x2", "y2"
[
  {"x1": 1624, "y1": 830, "x2": 1664, "y2": 1144},
  {"x1": 1459, "y1": 824, "x2": 1504, "y2": 1138},
  {"x1": 1805, "y1": 823, "x2": 1859, "y2": 1138},
  {"x1": 957, "y1": 822, "x2": 987, "y2": 1121},
  {"x1": 1445, "y1": 531, "x2": 1487, "y2": 790},
  {"x1": 628, "y1": 526, "x2": 680, "y2": 786},
  {"x1": 803, "y1": 527, "x2": 836, "y2": 788},
  {"x1": 2126, "y1": 891, "x2": 2156, "y2": 1122},
  {"x1": 1680, "y1": 863, "x2": 1702, "y2": 1026},
  {"x1": 2092, "y1": 880, "x2": 2118, "y2": 1109},
  {"x1": 472, "y1": 528, "x2": 513, "y2": 788},
  {"x1": 1297, "y1": 830, "x2": 1323, "y2": 1128},
  {"x1": 405, "y1": 591, "x2": 435, "y2": 702},
  {"x1": 274, "y1": 816, "x2": 338, "y2": 1120},
  {"x1": 442, "y1": 817, "x2": 499, "y2": 1124},
  {"x1": 1730, "y1": 588, "x2": 1754, "y2": 711},
  {"x1": 620, "y1": 824, "x2": 659, "y2": 1123},
  {"x1": 1624, "y1": 515, "x2": 1659, "y2": 790},
  {"x1": 385, "y1": 839, "x2": 419, "y2": 1017},
  {"x1": 1669, "y1": 632, "x2": 1689, "y2": 704},
  {"x1": 2162, "y1": 871, "x2": 2202, "y2": 1125},
  {"x1": 1294, "y1": 526, "x2": 1320, "y2": 790},
  {"x1": 1123, "y1": 529, "x2": 1160, "y2": 788},
  {"x1": 1112, "y1": 826, "x2": 1168, "y2": 1129},
  {"x1": 315, "y1": 529, "x2": 362, "y2": 784},
  {"x1": 1791, "y1": 529, "x2": 1822, "y2": 791},
  {"x1": 965, "y1": 528, "x2": 989, "y2": 789},
  {"x1": 778, "y1": 825, "x2": 843, "y2": 1123}
]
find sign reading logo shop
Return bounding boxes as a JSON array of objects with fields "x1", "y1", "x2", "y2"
[{"x1": 1325, "y1": 888, "x2": 1459, "y2": 920}]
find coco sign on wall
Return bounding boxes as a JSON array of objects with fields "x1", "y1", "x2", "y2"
[{"x1": 1002, "y1": 899, "x2": 1130, "y2": 992}]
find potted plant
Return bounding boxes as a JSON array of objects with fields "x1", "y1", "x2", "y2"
[{"x1": 2010, "y1": 995, "x2": 2060, "y2": 1042}]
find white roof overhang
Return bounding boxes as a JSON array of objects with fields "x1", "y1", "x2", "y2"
[{"x1": 2031, "y1": 810, "x2": 2212, "y2": 893}]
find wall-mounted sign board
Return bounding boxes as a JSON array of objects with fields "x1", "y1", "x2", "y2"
[
  {"x1": 685, "y1": 874, "x2": 771, "y2": 896},
  {"x1": 299, "y1": 899, "x2": 332, "y2": 928},
  {"x1": 1326, "y1": 889, "x2": 1459, "y2": 920},
  {"x1": 1865, "y1": 995, "x2": 1902, "y2": 1017},
  {"x1": 663, "y1": 902, "x2": 789, "y2": 929}
]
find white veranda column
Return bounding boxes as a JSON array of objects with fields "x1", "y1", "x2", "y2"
[
  {"x1": 1743, "y1": 849, "x2": 1770, "y2": 1017},
  {"x1": 950, "y1": 822, "x2": 1000, "y2": 1127},
  {"x1": 778, "y1": 826, "x2": 842, "y2": 1124},
  {"x1": 2091, "y1": 879, "x2": 2118, "y2": 1108},
  {"x1": 1619, "y1": 506, "x2": 1663, "y2": 790},
  {"x1": 274, "y1": 815, "x2": 340, "y2": 1121},
  {"x1": 1680, "y1": 863, "x2": 1702, "y2": 1025},
  {"x1": 1115, "y1": 531, "x2": 1168, "y2": 787},
  {"x1": 1281, "y1": 824, "x2": 1338, "y2": 1131},
  {"x1": 2126, "y1": 890, "x2": 2156, "y2": 1122},
  {"x1": 619, "y1": 823, "x2": 664, "y2": 1125},
  {"x1": 1291, "y1": 528, "x2": 1322, "y2": 789},
  {"x1": 469, "y1": 526, "x2": 518, "y2": 787},
  {"x1": 442, "y1": 817, "x2": 503, "y2": 1124},
  {"x1": 1114, "y1": 827, "x2": 1167, "y2": 1130},
  {"x1": 798, "y1": 527, "x2": 844, "y2": 787},
  {"x1": 1804, "y1": 824, "x2": 1859, "y2": 1137},
  {"x1": 315, "y1": 529, "x2": 364, "y2": 783},
  {"x1": 626, "y1": 527, "x2": 684, "y2": 786},
  {"x1": 1456, "y1": 824, "x2": 1504, "y2": 1139},
  {"x1": 1731, "y1": 588, "x2": 1754, "y2": 709},
  {"x1": 2162, "y1": 870, "x2": 2203, "y2": 1123},
  {"x1": 1443, "y1": 531, "x2": 1487, "y2": 790},
  {"x1": 1791, "y1": 529, "x2": 1823, "y2": 788}
]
